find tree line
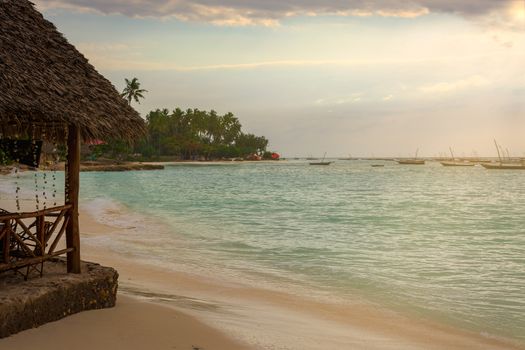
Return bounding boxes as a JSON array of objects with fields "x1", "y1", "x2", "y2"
[
  {"x1": 141, "y1": 108, "x2": 269, "y2": 160},
  {"x1": 93, "y1": 108, "x2": 270, "y2": 161},
  {"x1": 90, "y1": 78, "x2": 272, "y2": 161}
]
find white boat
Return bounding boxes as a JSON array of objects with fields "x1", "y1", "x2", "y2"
[
  {"x1": 440, "y1": 161, "x2": 475, "y2": 167},
  {"x1": 440, "y1": 148, "x2": 475, "y2": 166}
]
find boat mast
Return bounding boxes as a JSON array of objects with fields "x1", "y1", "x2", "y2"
[
  {"x1": 494, "y1": 139, "x2": 502, "y2": 164},
  {"x1": 415, "y1": 148, "x2": 419, "y2": 160},
  {"x1": 449, "y1": 147, "x2": 455, "y2": 161}
]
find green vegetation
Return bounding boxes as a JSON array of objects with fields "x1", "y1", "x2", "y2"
[
  {"x1": 120, "y1": 77, "x2": 147, "y2": 105},
  {"x1": 91, "y1": 108, "x2": 270, "y2": 161},
  {"x1": 88, "y1": 78, "x2": 274, "y2": 161},
  {"x1": 141, "y1": 108, "x2": 268, "y2": 160},
  {"x1": 0, "y1": 148, "x2": 11, "y2": 165}
]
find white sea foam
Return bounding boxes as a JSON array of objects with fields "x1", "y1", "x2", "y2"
[
  {"x1": 81, "y1": 197, "x2": 184, "y2": 259},
  {"x1": 82, "y1": 197, "x2": 143, "y2": 230}
]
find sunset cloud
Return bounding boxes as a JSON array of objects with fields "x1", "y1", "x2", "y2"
[
  {"x1": 419, "y1": 75, "x2": 491, "y2": 94},
  {"x1": 34, "y1": 0, "x2": 520, "y2": 27}
]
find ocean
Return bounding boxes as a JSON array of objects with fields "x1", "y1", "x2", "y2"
[{"x1": 3, "y1": 160, "x2": 525, "y2": 344}]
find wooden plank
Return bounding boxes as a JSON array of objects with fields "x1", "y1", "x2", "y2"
[
  {"x1": 66, "y1": 124, "x2": 81, "y2": 273},
  {"x1": 37, "y1": 215, "x2": 45, "y2": 256},
  {"x1": 1, "y1": 224, "x2": 10, "y2": 263},
  {"x1": 45, "y1": 208, "x2": 66, "y2": 243},
  {"x1": 48, "y1": 215, "x2": 69, "y2": 254},
  {"x1": 11, "y1": 233, "x2": 36, "y2": 257},
  {"x1": 0, "y1": 224, "x2": 7, "y2": 241},
  {"x1": 4, "y1": 228, "x2": 10, "y2": 264},
  {"x1": 0, "y1": 205, "x2": 72, "y2": 221},
  {"x1": 0, "y1": 248, "x2": 74, "y2": 272},
  {"x1": 14, "y1": 218, "x2": 44, "y2": 251}
]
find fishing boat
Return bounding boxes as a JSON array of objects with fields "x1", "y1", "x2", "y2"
[
  {"x1": 440, "y1": 148, "x2": 475, "y2": 167},
  {"x1": 371, "y1": 164, "x2": 385, "y2": 167},
  {"x1": 481, "y1": 140, "x2": 525, "y2": 170},
  {"x1": 396, "y1": 149, "x2": 425, "y2": 165},
  {"x1": 310, "y1": 152, "x2": 332, "y2": 165},
  {"x1": 441, "y1": 161, "x2": 475, "y2": 167},
  {"x1": 397, "y1": 159, "x2": 425, "y2": 165},
  {"x1": 481, "y1": 163, "x2": 525, "y2": 170}
]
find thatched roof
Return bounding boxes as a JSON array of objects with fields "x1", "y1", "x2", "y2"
[{"x1": 0, "y1": 0, "x2": 146, "y2": 143}]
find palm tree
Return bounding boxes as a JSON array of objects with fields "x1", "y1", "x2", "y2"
[{"x1": 121, "y1": 77, "x2": 147, "y2": 105}]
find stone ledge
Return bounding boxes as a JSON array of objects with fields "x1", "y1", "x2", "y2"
[{"x1": 0, "y1": 259, "x2": 118, "y2": 338}]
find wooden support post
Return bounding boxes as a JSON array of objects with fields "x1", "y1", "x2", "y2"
[
  {"x1": 66, "y1": 125, "x2": 81, "y2": 273},
  {"x1": 1, "y1": 223, "x2": 10, "y2": 263},
  {"x1": 36, "y1": 215, "x2": 45, "y2": 256}
]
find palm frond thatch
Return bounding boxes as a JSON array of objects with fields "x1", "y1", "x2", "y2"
[{"x1": 0, "y1": 0, "x2": 146, "y2": 143}]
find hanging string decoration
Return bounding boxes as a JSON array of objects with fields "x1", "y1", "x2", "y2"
[
  {"x1": 52, "y1": 140, "x2": 58, "y2": 207},
  {"x1": 13, "y1": 139, "x2": 21, "y2": 212},
  {"x1": 64, "y1": 125, "x2": 69, "y2": 203},
  {"x1": 32, "y1": 128, "x2": 40, "y2": 211},
  {"x1": 41, "y1": 129, "x2": 47, "y2": 210}
]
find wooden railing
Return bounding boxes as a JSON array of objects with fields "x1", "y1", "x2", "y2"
[{"x1": 0, "y1": 204, "x2": 73, "y2": 279}]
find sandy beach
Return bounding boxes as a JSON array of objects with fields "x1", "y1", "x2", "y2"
[
  {"x1": 1, "y1": 198, "x2": 521, "y2": 350},
  {"x1": 0, "y1": 294, "x2": 246, "y2": 350}
]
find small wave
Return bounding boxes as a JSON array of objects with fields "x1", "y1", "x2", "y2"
[
  {"x1": 82, "y1": 197, "x2": 147, "y2": 230},
  {"x1": 81, "y1": 197, "x2": 182, "y2": 260}
]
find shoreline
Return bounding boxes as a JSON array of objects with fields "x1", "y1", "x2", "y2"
[
  {"x1": 0, "y1": 197, "x2": 523, "y2": 349},
  {"x1": 76, "y1": 206, "x2": 523, "y2": 350}
]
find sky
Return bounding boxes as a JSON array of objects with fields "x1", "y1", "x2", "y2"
[{"x1": 34, "y1": 0, "x2": 525, "y2": 157}]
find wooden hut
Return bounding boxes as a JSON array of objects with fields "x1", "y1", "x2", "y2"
[{"x1": 0, "y1": 0, "x2": 146, "y2": 276}]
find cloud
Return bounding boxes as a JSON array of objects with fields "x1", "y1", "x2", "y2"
[
  {"x1": 419, "y1": 75, "x2": 491, "y2": 94},
  {"x1": 33, "y1": 0, "x2": 521, "y2": 27},
  {"x1": 74, "y1": 52, "x2": 469, "y2": 71},
  {"x1": 315, "y1": 93, "x2": 363, "y2": 106}
]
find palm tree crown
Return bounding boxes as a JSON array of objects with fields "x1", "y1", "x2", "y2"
[{"x1": 121, "y1": 77, "x2": 147, "y2": 105}]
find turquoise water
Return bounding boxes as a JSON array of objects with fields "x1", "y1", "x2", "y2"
[{"x1": 4, "y1": 161, "x2": 524, "y2": 342}]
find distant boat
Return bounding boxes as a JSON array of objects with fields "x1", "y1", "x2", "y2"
[
  {"x1": 397, "y1": 159, "x2": 425, "y2": 165},
  {"x1": 441, "y1": 161, "x2": 475, "y2": 167},
  {"x1": 482, "y1": 140, "x2": 525, "y2": 170},
  {"x1": 310, "y1": 152, "x2": 332, "y2": 166},
  {"x1": 481, "y1": 163, "x2": 525, "y2": 170},
  {"x1": 396, "y1": 148, "x2": 425, "y2": 165},
  {"x1": 440, "y1": 147, "x2": 475, "y2": 167},
  {"x1": 371, "y1": 164, "x2": 384, "y2": 167}
]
